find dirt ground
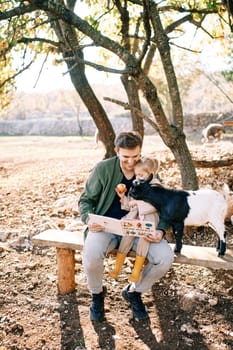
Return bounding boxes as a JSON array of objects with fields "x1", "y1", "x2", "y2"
[{"x1": 0, "y1": 134, "x2": 233, "y2": 350}]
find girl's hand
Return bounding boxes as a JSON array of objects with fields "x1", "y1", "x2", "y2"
[
  {"x1": 128, "y1": 200, "x2": 137, "y2": 208},
  {"x1": 144, "y1": 230, "x2": 164, "y2": 243}
]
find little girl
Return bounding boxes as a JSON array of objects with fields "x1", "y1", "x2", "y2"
[{"x1": 109, "y1": 156, "x2": 162, "y2": 282}]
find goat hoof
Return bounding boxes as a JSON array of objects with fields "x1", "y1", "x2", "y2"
[
  {"x1": 218, "y1": 241, "x2": 226, "y2": 256},
  {"x1": 218, "y1": 252, "x2": 225, "y2": 257}
]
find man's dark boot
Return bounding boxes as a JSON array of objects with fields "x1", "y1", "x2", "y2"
[
  {"x1": 90, "y1": 286, "x2": 107, "y2": 322},
  {"x1": 122, "y1": 284, "x2": 148, "y2": 321}
]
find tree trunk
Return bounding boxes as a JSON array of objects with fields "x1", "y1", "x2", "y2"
[
  {"x1": 117, "y1": 1, "x2": 144, "y2": 138},
  {"x1": 67, "y1": 54, "x2": 116, "y2": 158},
  {"x1": 121, "y1": 75, "x2": 144, "y2": 137},
  {"x1": 169, "y1": 130, "x2": 198, "y2": 189},
  {"x1": 49, "y1": 9, "x2": 116, "y2": 159},
  {"x1": 149, "y1": 2, "x2": 183, "y2": 127},
  {"x1": 136, "y1": 70, "x2": 198, "y2": 190}
]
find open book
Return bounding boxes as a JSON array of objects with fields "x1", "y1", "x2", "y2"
[{"x1": 88, "y1": 213, "x2": 155, "y2": 237}]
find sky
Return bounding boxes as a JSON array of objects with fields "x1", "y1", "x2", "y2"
[
  {"x1": 16, "y1": 44, "x2": 226, "y2": 93},
  {"x1": 16, "y1": 60, "x2": 72, "y2": 92},
  {"x1": 16, "y1": 51, "x2": 123, "y2": 92},
  {"x1": 16, "y1": 55, "x2": 113, "y2": 92}
]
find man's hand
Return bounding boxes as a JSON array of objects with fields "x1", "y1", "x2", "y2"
[
  {"x1": 144, "y1": 230, "x2": 164, "y2": 243},
  {"x1": 88, "y1": 222, "x2": 105, "y2": 232}
]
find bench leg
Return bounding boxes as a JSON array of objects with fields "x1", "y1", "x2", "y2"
[{"x1": 56, "y1": 248, "x2": 76, "y2": 294}]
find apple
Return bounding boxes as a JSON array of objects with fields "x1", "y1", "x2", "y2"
[{"x1": 116, "y1": 183, "x2": 127, "y2": 194}]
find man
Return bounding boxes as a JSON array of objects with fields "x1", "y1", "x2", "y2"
[{"x1": 78, "y1": 131, "x2": 174, "y2": 322}]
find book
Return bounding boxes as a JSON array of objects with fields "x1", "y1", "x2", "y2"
[{"x1": 88, "y1": 213, "x2": 155, "y2": 237}]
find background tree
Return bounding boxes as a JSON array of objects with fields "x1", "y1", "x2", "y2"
[{"x1": 0, "y1": 0, "x2": 232, "y2": 188}]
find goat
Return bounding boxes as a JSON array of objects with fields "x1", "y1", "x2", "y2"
[
  {"x1": 94, "y1": 129, "x2": 104, "y2": 149},
  {"x1": 94, "y1": 129, "x2": 100, "y2": 148},
  {"x1": 201, "y1": 123, "x2": 225, "y2": 143},
  {"x1": 225, "y1": 189, "x2": 233, "y2": 222},
  {"x1": 129, "y1": 174, "x2": 227, "y2": 256}
]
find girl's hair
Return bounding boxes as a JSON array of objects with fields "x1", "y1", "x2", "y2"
[{"x1": 135, "y1": 157, "x2": 160, "y2": 176}]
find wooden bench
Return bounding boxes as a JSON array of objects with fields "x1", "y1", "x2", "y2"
[{"x1": 32, "y1": 229, "x2": 233, "y2": 295}]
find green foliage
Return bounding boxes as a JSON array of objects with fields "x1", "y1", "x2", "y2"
[
  {"x1": 221, "y1": 69, "x2": 233, "y2": 81},
  {"x1": 0, "y1": 0, "x2": 232, "y2": 112},
  {"x1": 0, "y1": 0, "x2": 58, "y2": 108}
]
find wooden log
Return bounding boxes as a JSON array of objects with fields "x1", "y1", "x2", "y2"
[
  {"x1": 223, "y1": 121, "x2": 233, "y2": 126},
  {"x1": 193, "y1": 158, "x2": 233, "y2": 168},
  {"x1": 56, "y1": 248, "x2": 76, "y2": 294}
]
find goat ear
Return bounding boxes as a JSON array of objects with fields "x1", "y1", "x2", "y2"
[{"x1": 146, "y1": 173, "x2": 153, "y2": 183}]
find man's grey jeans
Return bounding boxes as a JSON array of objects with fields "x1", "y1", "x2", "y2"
[{"x1": 83, "y1": 230, "x2": 174, "y2": 294}]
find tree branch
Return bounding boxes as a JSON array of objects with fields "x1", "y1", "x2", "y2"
[
  {"x1": 18, "y1": 36, "x2": 59, "y2": 47},
  {"x1": 33, "y1": 52, "x2": 49, "y2": 88},
  {"x1": 0, "y1": 61, "x2": 33, "y2": 88},
  {"x1": 57, "y1": 55, "x2": 134, "y2": 75},
  {"x1": 0, "y1": 4, "x2": 38, "y2": 20},
  {"x1": 103, "y1": 96, "x2": 160, "y2": 132},
  {"x1": 202, "y1": 72, "x2": 233, "y2": 105},
  {"x1": 137, "y1": 0, "x2": 151, "y2": 65}
]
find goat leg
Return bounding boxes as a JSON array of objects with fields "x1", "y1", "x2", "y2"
[
  {"x1": 173, "y1": 224, "x2": 184, "y2": 254},
  {"x1": 217, "y1": 232, "x2": 227, "y2": 256}
]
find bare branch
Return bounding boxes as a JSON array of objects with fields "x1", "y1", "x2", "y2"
[
  {"x1": 57, "y1": 56, "x2": 133, "y2": 75},
  {"x1": 202, "y1": 73, "x2": 233, "y2": 105},
  {"x1": 170, "y1": 42, "x2": 201, "y2": 54},
  {"x1": 190, "y1": 16, "x2": 216, "y2": 39},
  {"x1": 33, "y1": 52, "x2": 49, "y2": 88},
  {"x1": 0, "y1": 61, "x2": 33, "y2": 89},
  {"x1": 0, "y1": 4, "x2": 38, "y2": 20},
  {"x1": 157, "y1": 4, "x2": 221, "y2": 15},
  {"x1": 103, "y1": 96, "x2": 159, "y2": 132},
  {"x1": 18, "y1": 36, "x2": 60, "y2": 48},
  {"x1": 165, "y1": 14, "x2": 192, "y2": 33},
  {"x1": 137, "y1": 0, "x2": 151, "y2": 65}
]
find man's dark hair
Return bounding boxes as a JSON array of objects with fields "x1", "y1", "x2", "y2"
[{"x1": 114, "y1": 131, "x2": 143, "y2": 149}]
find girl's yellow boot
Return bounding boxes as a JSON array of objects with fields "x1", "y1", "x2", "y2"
[
  {"x1": 128, "y1": 255, "x2": 146, "y2": 283},
  {"x1": 109, "y1": 252, "x2": 127, "y2": 279}
]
